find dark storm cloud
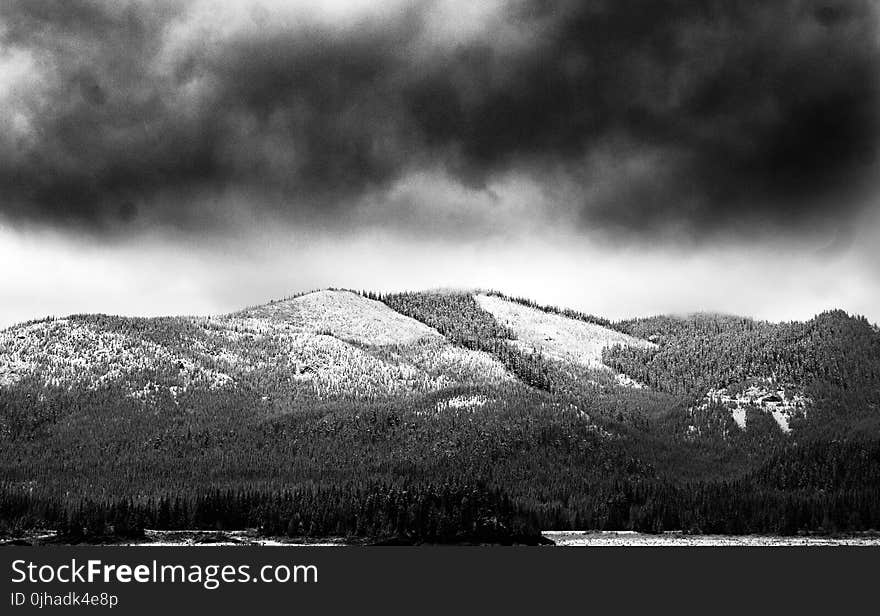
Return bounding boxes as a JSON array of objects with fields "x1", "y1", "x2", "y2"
[
  {"x1": 0, "y1": 0, "x2": 422, "y2": 231},
  {"x1": 0, "y1": 0, "x2": 878, "y2": 239},
  {"x1": 408, "y1": 0, "x2": 880, "y2": 237}
]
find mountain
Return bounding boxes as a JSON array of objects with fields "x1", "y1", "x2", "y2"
[
  {"x1": 0, "y1": 290, "x2": 511, "y2": 403},
  {"x1": 2, "y1": 289, "x2": 879, "y2": 542}
]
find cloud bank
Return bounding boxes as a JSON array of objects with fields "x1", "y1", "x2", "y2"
[{"x1": 1, "y1": 0, "x2": 878, "y2": 242}]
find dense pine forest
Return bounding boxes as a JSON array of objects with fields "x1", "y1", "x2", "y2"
[{"x1": 1, "y1": 290, "x2": 879, "y2": 543}]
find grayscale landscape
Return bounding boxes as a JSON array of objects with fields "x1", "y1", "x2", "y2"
[{"x1": 1, "y1": 1, "x2": 879, "y2": 546}]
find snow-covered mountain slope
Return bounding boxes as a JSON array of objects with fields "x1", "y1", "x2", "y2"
[
  {"x1": 0, "y1": 290, "x2": 511, "y2": 402},
  {"x1": 240, "y1": 290, "x2": 437, "y2": 345},
  {"x1": 474, "y1": 294, "x2": 655, "y2": 374},
  {"x1": 212, "y1": 290, "x2": 513, "y2": 398},
  {"x1": 0, "y1": 317, "x2": 234, "y2": 393}
]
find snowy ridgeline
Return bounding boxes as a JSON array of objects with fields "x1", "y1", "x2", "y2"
[
  {"x1": 692, "y1": 382, "x2": 811, "y2": 433},
  {"x1": 0, "y1": 290, "x2": 658, "y2": 404},
  {"x1": 0, "y1": 291, "x2": 512, "y2": 402}
]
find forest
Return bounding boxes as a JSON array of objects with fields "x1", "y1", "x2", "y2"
[{"x1": 1, "y1": 291, "x2": 879, "y2": 542}]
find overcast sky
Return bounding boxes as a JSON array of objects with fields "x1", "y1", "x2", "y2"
[{"x1": 2, "y1": 0, "x2": 879, "y2": 327}]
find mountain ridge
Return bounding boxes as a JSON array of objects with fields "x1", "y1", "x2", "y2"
[
  {"x1": 2, "y1": 287, "x2": 879, "y2": 541},
  {"x1": 5, "y1": 287, "x2": 874, "y2": 333},
  {"x1": 3, "y1": 288, "x2": 876, "y2": 420}
]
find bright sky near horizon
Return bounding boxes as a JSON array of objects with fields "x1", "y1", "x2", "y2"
[{"x1": 2, "y1": 218, "x2": 878, "y2": 329}]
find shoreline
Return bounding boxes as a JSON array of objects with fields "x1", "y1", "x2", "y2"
[{"x1": 4, "y1": 528, "x2": 880, "y2": 547}]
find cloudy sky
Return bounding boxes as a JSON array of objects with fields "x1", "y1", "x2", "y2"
[{"x1": 1, "y1": 0, "x2": 879, "y2": 327}]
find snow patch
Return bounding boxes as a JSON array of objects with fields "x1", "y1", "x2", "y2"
[
  {"x1": 437, "y1": 394, "x2": 488, "y2": 411},
  {"x1": 474, "y1": 294, "x2": 655, "y2": 377},
  {"x1": 614, "y1": 372, "x2": 645, "y2": 388},
  {"x1": 695, "y1": 383, "x2": 810, "y2": 434}
]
